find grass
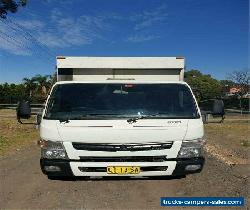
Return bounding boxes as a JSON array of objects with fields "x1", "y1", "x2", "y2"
[
  {"x1": 0, "y1": 109, "x2": 39, "y2": 156},
  {"x1": 204, "y1": 116, "x2": 250, "y2": 160},
  {"x1": 241, "y1": 139, "x2": 250, "y2": 147},
  {"x1": 204, "y1": 121, "x2": 250, "y2": 147},
  {"x1": 0, "y1": 135, "x2": 9, "y2": 149}
]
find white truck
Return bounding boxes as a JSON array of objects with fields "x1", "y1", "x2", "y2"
[{"x1": 17, "y1": 56, "x2": 205, "y2": 178}]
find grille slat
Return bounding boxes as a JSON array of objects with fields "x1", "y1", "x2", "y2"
[
  {"x1": 72, "y1": 142, "x2": 173, "y2": 152},
  {"x1": 79, "y1": 156, "x2": 167, "y2": 162}
]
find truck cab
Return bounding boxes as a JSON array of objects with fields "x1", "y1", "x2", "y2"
[{"x1": 18, "y1": 57, "x2": 205, "y2": 178}]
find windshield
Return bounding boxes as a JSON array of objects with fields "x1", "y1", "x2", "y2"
[{"x1": 44, "y1": 83, "x2": 199, "y2": 120}]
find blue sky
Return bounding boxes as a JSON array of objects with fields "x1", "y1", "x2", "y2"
[{"x1": 0, "y1": 0, "x2": 248, "y2": 83}]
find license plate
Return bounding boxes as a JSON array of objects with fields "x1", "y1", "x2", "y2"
[{"x1": 107, "y1": 166, "x2": 140, "y2": 174}]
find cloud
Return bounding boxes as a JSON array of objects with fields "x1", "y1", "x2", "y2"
[
  {"x1": 127, "y1": 34, "x2": 160, "y2": 43},
  {"x1": 0, "y1": 37, "x2": 31, "y2": 55},
  {"x1": 0, "y1": 9, "x2": 110, "y2": 55},
  {"x1": 36, "y1": 11, "x2": 108, "y2": 48},
  {"x1": 0, "y1": 4, "x2": 168, "y2": 55},
  {"x1": 0, "y1": 20, "x2": 32, "y2": 55},
  {"x1": 15, "y1": 19, "x2": 45, "y2": 30},
  {"x1": 124, "y1": 4, "x2": 167, "y2": 42},
  {"x1": 36, "y1": 32, "x2": 67, "y2": 48},
  {"x1": 42, "y1": 0, "x2": 73, "y2": 6},
  {"x1": 131, "y1": 4, "x2": 168, "y2": 31},
  {"x1": 50, "y1": 8, "x2": 63, "y2": 22}
]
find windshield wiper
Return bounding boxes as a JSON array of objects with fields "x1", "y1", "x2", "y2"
[
  {"x1": 126, "y1": 113, "x2": 171, "y2": 123},
  {"x1": 55, "y1": 112, "x2": 173, "y2": 123},
  {"x1": 58, "y1": 113, "x2": 127, "y2": 122},
  {"x1": 127, "y1": 114, "x2": 156, "y2": 124},
  {"x1": 59, "y1": 118, "x2": 70, "y2": 123}
]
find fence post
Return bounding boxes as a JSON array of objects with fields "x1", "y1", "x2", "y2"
[{"x1": 240, "y1": 98, "x2": 243, "y2": 115}]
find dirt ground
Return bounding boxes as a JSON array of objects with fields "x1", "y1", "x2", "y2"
[{"x1": 0, "y1": 109, "x2": 249, "y2": 209}]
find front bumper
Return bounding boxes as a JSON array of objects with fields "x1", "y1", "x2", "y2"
[
  {"x1": 172, "y1": 157, "x2": 205, "y2": 176},
  {"x1": 40, "y1": 159, "x2": 74, "y2": 177},
  {"x1": 40, "y1": 157, "x2": 205, "y2": 177}
]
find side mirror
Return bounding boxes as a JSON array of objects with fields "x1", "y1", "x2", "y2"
[
  {"x1": 17, "y1": 100, "x2": 31, "y2": 119},
  {"x1": 16, "y1": 100, "x2": 31, "y2": 124},
  {"x1": 16, "y1": 100, "x2": 44, "y2": 125},
  {"x1": 200, "y1": 99, "x2": 225, "y2": 123},
  {"x1": 36, "y1": 113, "x2": 42, "y2": 125},
  {"x1": 212, "y1": 99, "x2": 225, "y2": 115}
]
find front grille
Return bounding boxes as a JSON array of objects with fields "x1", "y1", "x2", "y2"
[
  {"x1": 79, "y1": 156, "x2": 167, "y2": 162},
  {"x1": 78, "y1": 166, "x2": 168, "y2": 172},
  {"x1": 72, "y1": 142, "x2": 173, "y2": 152}
]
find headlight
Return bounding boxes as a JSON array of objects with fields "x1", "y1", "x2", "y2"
[
  {"x1": 39, "y1": 140, "x2": 68, "y2": 159},
  {"x1": 177, "y1": 138, "x2": 205, "y2": 158}
]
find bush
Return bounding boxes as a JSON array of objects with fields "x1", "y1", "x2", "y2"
[
  {"x1": 199, "y1": 98, "x2": 249, "y2": 111},
  {"x1": 224, "y1": 98, "x2": 249, "y2": 110}
]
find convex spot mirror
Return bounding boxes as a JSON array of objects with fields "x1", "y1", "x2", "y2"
[
  {"x1": 201, "y1": 99, "x2": 225, "y2": 124},
  {"x1": 16, "y1": 100, "x2": 42, "y2": 125},
  {"x1": 16, "y1": 100, "x2": 31, "y2": 120},
  {"x1": 212, "y1": 99, "x2": 225, "y2": 115}
]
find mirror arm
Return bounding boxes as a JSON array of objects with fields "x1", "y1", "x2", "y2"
[
  {"x1": 17, "y1": 117, "x2": 23, "y2": 124},
  {"x1": 17, "y1": 118, "x2": 38, "y2": 125},
  {"x1": 17, "y1": 113, "x2": 39, "y2": 125}
]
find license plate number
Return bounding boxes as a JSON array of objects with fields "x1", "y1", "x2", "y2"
[{"x1": 107, "y1": 166, "x2": 140, "y2": 174}]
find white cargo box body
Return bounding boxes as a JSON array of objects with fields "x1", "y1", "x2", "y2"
[{"x1": 56, "y1": 57, "x2": 185, "y2": 82}]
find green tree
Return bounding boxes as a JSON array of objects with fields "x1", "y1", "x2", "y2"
[
  {"x1": 220, "y1": 80, "x2": 236, "y2": 95},
  {"x1": 0, "y1": 83, "x2": 27, "y2": 103},
  {"x1": 0, "y1": 73, "x2": 57, "y2": 103},
  {"x1": 220, "y1": 80, "x2": 235, "y2": 87},
  {"x1": 228, "y1": 70, "x2": 249, "y2": 95},
  {"x1": 228, "y1": 70, "x2": 250, "y2": 112},
  {"x1": 184, "y1": 70, "x2": 222, "y2": 101},
  {"x1": 48, "y1": 72, "x2": 57, "y2": 87},
  {"x1": 23, "y1": 77, "x2": 36, "y2": 97},
  {"x1": 33, "y1": 74, "x2": 51, "y2": 96},
  {"x1": 0, "y1": 0, "x2": 27, "y2": 19}
]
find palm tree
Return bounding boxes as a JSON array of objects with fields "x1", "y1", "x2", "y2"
[
  {"x1": 48, "y1": 72, "x2": 57, "y2": 86},
  {"x1": 23, "y1": 77, "x2": 36, "y2": 97},
  {"x1": 33, "y1": 74, "x2": 50, "y2": 96}
]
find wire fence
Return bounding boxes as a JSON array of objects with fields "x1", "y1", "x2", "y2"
[
  {"x1": 0, "y1": 96, "x2": 249, "y2": 115},
  {"x1": 0, "y1": 95, "x2": 46, "y2": 104},
  {"x1": 199, "y1": 98, "x2": 249, "y2": 111}
]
